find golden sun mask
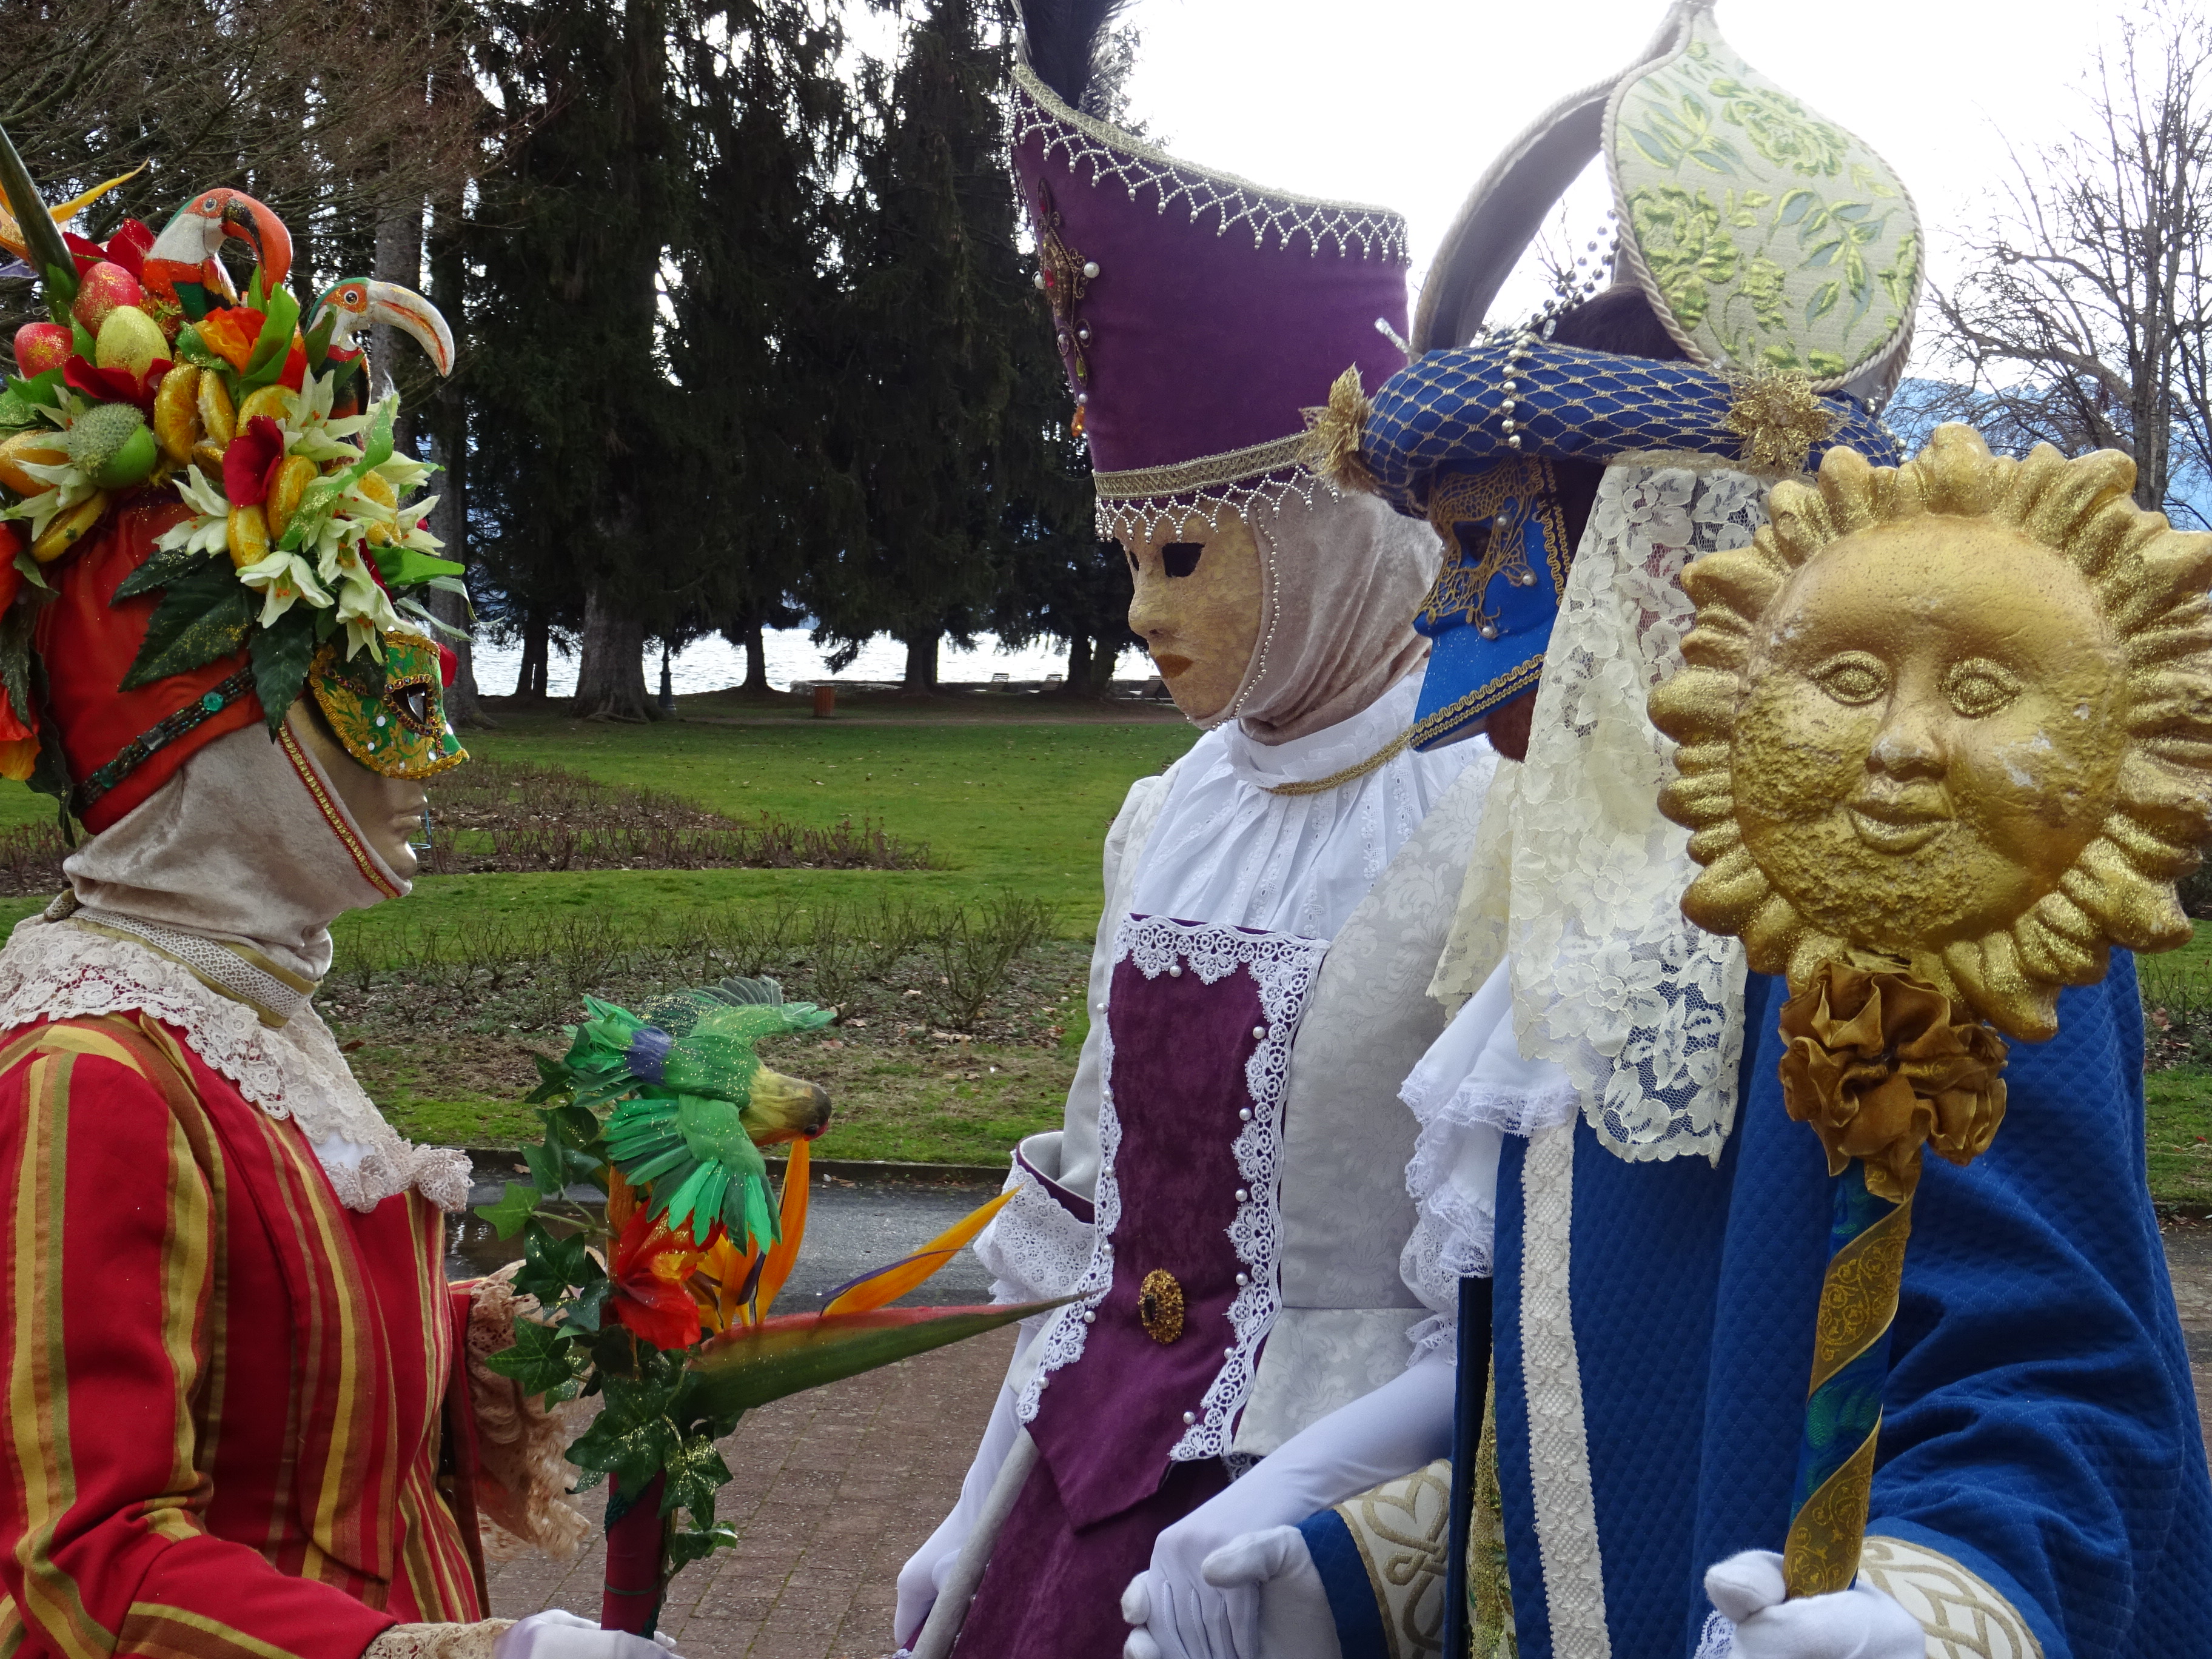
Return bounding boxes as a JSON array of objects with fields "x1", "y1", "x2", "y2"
[{"x1": 1651, "y1": 426, "x2": 2212, "y2": 1041}]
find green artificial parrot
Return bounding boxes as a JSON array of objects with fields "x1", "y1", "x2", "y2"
[{"x1": 552, "y1": 976, "x2": 834, "y2": 1250}]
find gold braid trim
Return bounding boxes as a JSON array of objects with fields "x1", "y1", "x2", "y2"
[
  {"x1": 1262, "y1": 728, "x2": 1411, "y2": 797},
  {"x1": 1301, "y1": 366, "x2": 1381, "y2": 496}
]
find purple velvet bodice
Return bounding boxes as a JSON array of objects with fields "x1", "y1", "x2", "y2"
[{"x1": 1025, "y1": 916, "x2": 1328, "y2": 1528}]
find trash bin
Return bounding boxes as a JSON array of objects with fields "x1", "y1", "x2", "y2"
[{"x1": 813, "y1": 683, "x2": 836, "y2": 719}]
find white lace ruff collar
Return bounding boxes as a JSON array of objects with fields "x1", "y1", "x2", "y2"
[{"x1": 0, "y1": 913, "x2": 470, "y2": 1213}]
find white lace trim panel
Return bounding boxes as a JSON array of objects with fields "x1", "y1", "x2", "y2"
[
  {"x1": 972, "y1": 1143, "x2": 1096, "y2": 1306},
  {"x1": 1016, "y1": 916, "x2": 1329, "y2": 1465},
  {"x1": 1521, "y1": 1121, "x2": 1610, "y2": 1654},
  {"x1": 0, "y1": 914, "x2": 470, "y2": 1213},
  {"x1": 1502, "y1": 461, "x2": 1759, "y2": 1164},
  {"x1": 1008, "y1": 62, "x2": 1409, "y2": 261}
]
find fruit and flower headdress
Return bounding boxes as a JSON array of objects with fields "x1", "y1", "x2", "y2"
[{"x1": 0, "y1": 125, "x2": 465, "y2": 833}]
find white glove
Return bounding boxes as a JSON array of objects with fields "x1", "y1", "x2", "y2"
[
  {"x1": 492, "y1": 1610, "x2": 678, "y2": 1659},
  {"x1": 1122, "y1": 1529, "x2": 1342, "y2": 1659},
  {"x1": 1120, "y1": 1355, "x2": 1455, "y2": 1659},
  {"x1": 1704, "y1": 1550, "x2": 1925, "y2": 1659}
]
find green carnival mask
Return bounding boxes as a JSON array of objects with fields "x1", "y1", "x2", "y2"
[{"x1": 307, "y1": 632, "x2": 467, "y2": 779}]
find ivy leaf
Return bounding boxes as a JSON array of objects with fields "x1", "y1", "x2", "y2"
[
  {"x1": 668, "y1": 1523, "x2": 738, "y2": 1572},
  {"x1": 526, "y1": 1053, "x2": 575, "y2": 1105},
  {"x1": 119, "y1": 561, "x2": 254, "y2": 689},
  {"x1": 115, "y1": 545, "x2": 221, "y2": 602},
  {"x1": 483, "y1": 1319, "x2": 588, "y2": 1398},
  {"x1": 249, "y1": 608, "x2": 319, "y2": 734},
  {"x1": 474, "y1": 1180, "x2": 538, "y2": 1239},
  {"x1": 512, "y1": 1220, "x2": 595, "y2": 1301},
  {"x1": 546, "y1": 1101, "x2": 604, "y2": 1153},
  {"x1": 660, "y1": 1433, "x2": 733, "y2": 1521},
  {"x1": 570, "y1": 1369, "x2": 684, "y2": 1487},
  {"x1": 565, "y1": 1275, "x2": 614, "y2": 1335}
]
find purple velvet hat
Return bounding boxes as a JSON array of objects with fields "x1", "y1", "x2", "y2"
[{"x1": 1008, "y1": 58, "x2": 1413, "y2": 538}]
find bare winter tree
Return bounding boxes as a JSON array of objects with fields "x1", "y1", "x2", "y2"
[{"x1": 1924, "y1": 2, "x2": 2212, "y2": 519}]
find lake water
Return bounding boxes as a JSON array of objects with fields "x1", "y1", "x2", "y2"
[{"x1": 469, "y1": 629, "x2": 1149, "y2": 699}]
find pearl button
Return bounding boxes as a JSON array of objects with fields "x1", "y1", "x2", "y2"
[
  {"x1": 1168, "y1": 964, "x2": 1182, "y2": 977},
  {"x1": 1082, "y1": 260, "x2": 1100, "y2": 279},
  {"x1": 1235, "y1": 1272, "x2": 1249, "y2": 1287},
  {"x1": 1234, "y1": 1188, "x2": 1249, "y2": 1203},
  {"x1": 1238, "y1": 1108, "x2": 1252, "y2": 1122},
  {"x1": 1251, "y1": 1025, "x2": 1266, "y2": 1040},
  {"x1": 1183, "y1": 1411, "x2": 1197, "y2": 1425},
  {"x1": 1083, "y1": 1310, "x2": 1096, "y2": 1323}
]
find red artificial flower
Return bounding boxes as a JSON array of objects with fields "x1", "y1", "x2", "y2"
[
  {"x1": 223, "y1": 415, "x2": 286, "y2": 508},
  {"x1": 436, "y1": 643, "x2": 457, "y2": 688},
  {"x1": 102, "y1": 220, "x2": 152, "y2": 280},
  {"x1": 608, "y1": 1208, "x2": 708, "y2": 1351},
  {"x1": 62, "y1": 354, "x2": 170, "y2": 415},
  {"x1": 278, "y1": 343, "x2": 307, "y2": 392},
  {"x1": 196, "y1": 307, "x2": 265, "y2": 375},
  {"x1": 0, "y1": 523, "x2": 19, "y2": 572}
]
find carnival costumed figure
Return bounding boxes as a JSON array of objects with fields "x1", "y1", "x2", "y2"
[
  {"x1": 0, "y1": 139, "x2": 668, "y2": 1659},
  {"x1": 890, "y1": 7, "x2": 1503, "y2": 1655},
  {"x1": 1133, "y1": 6, "x2": 2212, "y2": 1658}
]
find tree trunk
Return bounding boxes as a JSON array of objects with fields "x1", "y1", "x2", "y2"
[
  {"x1": 572, "y1": 585, "x2": 656, "y2": 721},
  {"x1": 372, "y1": 202, "x2": 426, "y2": 454},
  {"x1": 1084, "y1": 635, "x2": 1120, "y2": 697},
  {"x1": 1062, "y1": 634, "x2": 1091, "y2": 696},
  {"x1": 514, "y1": 616, "x2": 549, "y2": 699},
  {"x1": 726, "y1": 608, "x2": 770, "y2": 693},
  {"x1": 901, "y1": 630, "x2": 939, "y2": 692}
]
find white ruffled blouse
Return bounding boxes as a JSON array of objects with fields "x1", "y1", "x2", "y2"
[{"x1": 1130, "y1": 671, "x2": 1475, "y2": 940}]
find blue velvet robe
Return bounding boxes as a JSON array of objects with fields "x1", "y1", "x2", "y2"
[{"x1": 1372, "y1": 958, "x2": 2212, "y2": 1658}]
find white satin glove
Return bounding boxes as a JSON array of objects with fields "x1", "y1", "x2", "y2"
[
  {"x1": 1704, "y1": 1550, "x2": 1925, "y2": 1659},
  {"x1": 492, "y1": 1610, "x2": 678, "y2": 1659},
  {"x1": 1120, "y1": 1355, "x2": 1455, "y2": 1659}
]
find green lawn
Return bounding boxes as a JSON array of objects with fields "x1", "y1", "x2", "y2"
[{"x1": 349, "y1": 709, "x2": 1191, "y2": 1157}]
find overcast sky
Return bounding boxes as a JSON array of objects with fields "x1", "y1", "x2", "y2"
[{"x1": 1100, "y1": 0, "x2": 2136, "y2": 370}]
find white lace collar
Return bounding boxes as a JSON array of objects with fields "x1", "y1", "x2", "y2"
[{"x1": 0, "y1": 912, "x2": 470, "y2": 1213}]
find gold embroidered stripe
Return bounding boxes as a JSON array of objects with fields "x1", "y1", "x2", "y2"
[
  {"x1": 1784, "y1": 1419, "x2": 1882, "y2": 1598},
  {"x1": 1806, "y1": 1197, "x2": 1912, "y2": 1396},
  {"x1": 1263, "y1": 730, "x2": 1414, "y2": 797}
]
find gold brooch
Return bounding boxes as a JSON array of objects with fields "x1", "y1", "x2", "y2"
[{"x1": 1137, "y1": 1269, "x2": 1184, "y2": 1345}]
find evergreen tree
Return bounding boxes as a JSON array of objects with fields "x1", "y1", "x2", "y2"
[
  {"x1": 813, "y1": 0, "x2": 1056, "y2": 691},
  {"x1": 466, "y1": 0, "x2": 684, "y2": 721},
  {"x1": 667, "y1": 0, "x2": 856, "y2": 694}
]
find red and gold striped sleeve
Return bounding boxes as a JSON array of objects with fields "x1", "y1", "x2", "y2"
[{"x1": 0, "y1": 1022, "x2": 397, "y2": 1659}]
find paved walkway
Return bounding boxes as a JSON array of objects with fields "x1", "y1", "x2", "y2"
[
  {"x1": 484, "y1": 1327, "x2": 1009, "y2": 1655},
  {"x1": 483, "y1": 1217, "x2": 2212, "y2": 1656}
]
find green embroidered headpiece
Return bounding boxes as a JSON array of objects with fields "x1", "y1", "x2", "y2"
[
  {"x1": 1412, "y1": 1, "x2": 1920, "y2": 405},
  {"x1": 1607, "y1": 9, "x2": 1918, "y2": 390}
]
